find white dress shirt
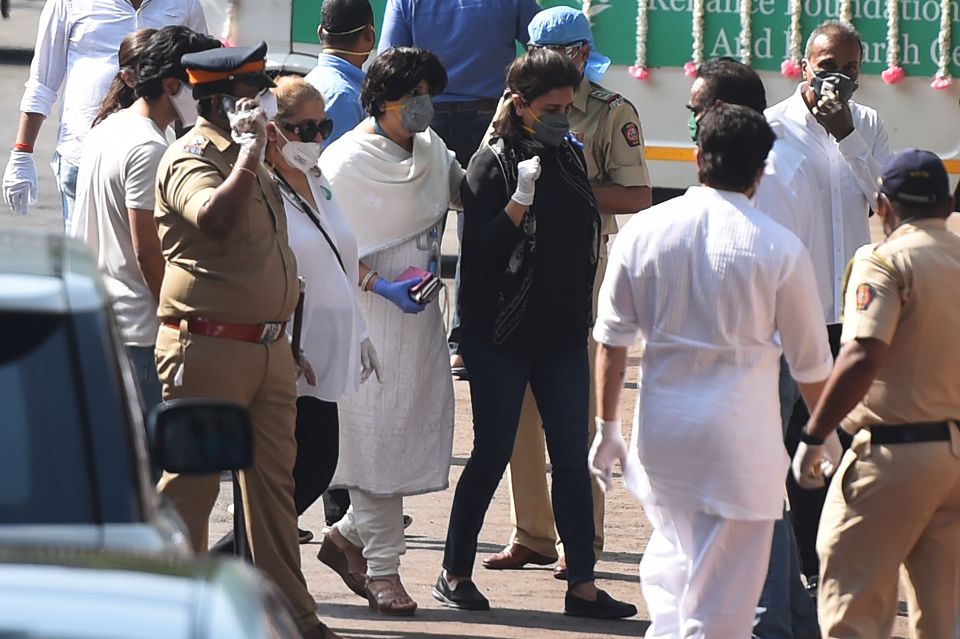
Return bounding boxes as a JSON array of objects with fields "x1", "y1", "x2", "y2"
[
  {"x1": 765, "y1": 84, "x2": 890, "y2": 323},
  {"x1": 21, "y1": 0, "x2": 206, "y2": 166},
  {"x1": 755, "y1": 130, "x2": 831, "y2": 321},
  {"x1": 595, "y1": 186, "x2": 833, "y2": 520},
  {"x1": 282, "y1": 171, "x2": 369, "y2": 402}
]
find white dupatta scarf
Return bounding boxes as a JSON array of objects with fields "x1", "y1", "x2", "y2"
[{"x1": 318, "y1": 122, "x2": 457, "y2": 258}]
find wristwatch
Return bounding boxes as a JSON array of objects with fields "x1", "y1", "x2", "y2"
[{"x1": 800, "y1": 427, "x2": 825, "y2": 446}]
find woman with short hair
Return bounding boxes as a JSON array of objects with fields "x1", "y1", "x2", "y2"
[{"x1": 316, "y1": 46, "x2": 463, "y2": 616}]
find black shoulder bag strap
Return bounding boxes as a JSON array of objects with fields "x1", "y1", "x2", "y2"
[{"x1": 273, "y1": 171, "x2": 347, "y2": 274}]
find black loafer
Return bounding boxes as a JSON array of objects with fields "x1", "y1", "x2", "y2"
[
  {"x1": 298, "y1": 528, "x2": 314, "y2": 544},
  {"x1": 564, "y1": 589, "x2": 637, "y2": 619},
  {"x1": 432, "y1": 574, "x2": 490, "y2": 611}
]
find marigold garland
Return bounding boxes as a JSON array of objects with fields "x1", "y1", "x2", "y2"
[
  {"x1": 686, "y1": 0, "x2": 705, "y2": 78},
  {"x1": 781, "y1": 0, "x2": 802, "y2": 78},
  {"x1": 932, "y1": 0, "x2": 954, "y2": 89},
  {"x1": 629, "y1": 0, "x2": 650, "y2": 79},
  {"x1": 739, "y1": 0, "x2": 752, "y2": 66}
]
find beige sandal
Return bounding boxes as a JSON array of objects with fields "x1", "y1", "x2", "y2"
[
  {"x1": 366, "y1": 574, "x2": 418, "y2": 616},
  {"x1": 317, "y1": 528, "x2": 367, "y2": 600}
]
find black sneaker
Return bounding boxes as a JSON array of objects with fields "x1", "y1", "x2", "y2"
[
  {"x1": 432, "y1": 574, "x2": 490, "y2": 611},
  {"x1": 564, "y1": 589, "x2": 637, "y2": 620},
  {"x1": 403, "y1": 514, "x2": 414, "y2": 529},
  {"x1": 298, "y1": 528, "x2": 314, "y2": 544}
]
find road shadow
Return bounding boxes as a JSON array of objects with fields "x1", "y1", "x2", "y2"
[{"x1": 319, "y1": 601, "x2": 650, "y2": 638}]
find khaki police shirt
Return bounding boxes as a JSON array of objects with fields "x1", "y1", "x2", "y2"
[
  {"x1": 154, "y1": 117, "x2": 299, "y2": 324},
  {"x1": 482, "y1": 77, "x2": 651, "y2": 237},
  {"x1": 839, "y1": 218, "x2": 960, "y2": 430}
]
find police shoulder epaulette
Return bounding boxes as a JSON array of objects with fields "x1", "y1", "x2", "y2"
[
  {"x1": 182, "y1": 134, "x2": 209, "y2": 156},
  {"x1": 589, "y1": 86, "x2": 625, "y2": 109}
]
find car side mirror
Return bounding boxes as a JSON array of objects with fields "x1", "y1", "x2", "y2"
[{"x1": 151, "y1": 399, "x2": 253, "y2": 474}]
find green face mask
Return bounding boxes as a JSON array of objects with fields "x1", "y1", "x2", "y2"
[{"x1": 687, "y1": 111, "x2": 700, "y2": 143}]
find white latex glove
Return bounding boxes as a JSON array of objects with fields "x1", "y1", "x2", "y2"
[
  {"x1": 360, "y1": 337, "x2": 382, "y2": 383},
  {"x1": 588, "y1": 417, "x2": 628, "y2": 493},
  {"x1": 791, "y1": 430, "x2": 843, "y2": 489},
  {"x1": 295, "y1": 349, "x2": 317, "y2": 386},
  {"x1": 2, "y1": 150, "x2": 38, "y2": 215},
  {"x1": 511, "y1": 156, "x2": 541, "y2": 207},
  {"x1": 227, "y1": 98, "x2": 268, "y2": 162}
]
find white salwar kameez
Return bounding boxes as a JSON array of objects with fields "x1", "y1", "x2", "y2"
[
  {"x1": 595, "y1": 186, "x2": 833, "y2": 638},
  {"x1": 317, "y1": 122, "x2": 463, "y2": 577}
]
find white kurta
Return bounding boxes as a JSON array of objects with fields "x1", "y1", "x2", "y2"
[
  {"x1": 595, "y1": 186, "x2": 833, "y2": 521},
  {"x1": 319, "y1": 122, "x2": 461, "y2": 497},
  {"x1": 281, "y1": 171, "x2": 367, "y2": 402}
]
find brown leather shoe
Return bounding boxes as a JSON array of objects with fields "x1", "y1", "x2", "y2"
[
  {"x1": 482, "y1": 542, "x2": 558, "y2": 570},
  {"x1": 553, "y1": 555, "x2": 567, "y2": 580}
]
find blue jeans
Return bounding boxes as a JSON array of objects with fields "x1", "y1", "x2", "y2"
[
  {"x1": 127, "y1": 345, "x2": 162, "y2": 481},
  {"x1": 430, "y1": 103, "x2": 496, "y2": 357},
  {"x1": 442, "y1": 338, "x2": 595, "y2": 585},
  {"x1": 753, "y1": 360, "x2": 819, "y2": 639},
  {"x1": 127, "y1": 345, "x2": 162, "y2": 419},
  {"x1": 55, "y1": 155, "x2": 79, "y2": 225}
]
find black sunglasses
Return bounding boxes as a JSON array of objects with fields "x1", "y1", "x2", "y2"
[{"x1": 282, "y1": 118, "x2": 334, "y2": 142}]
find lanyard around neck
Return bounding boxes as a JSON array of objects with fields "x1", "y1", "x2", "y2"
[{"x1": 272, "y1": 169, "x2": 347, "y2": 274}]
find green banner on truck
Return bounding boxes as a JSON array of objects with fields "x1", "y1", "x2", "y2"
[{"x1": 292, "y1": 0, "x2": 960, "y2": 77}]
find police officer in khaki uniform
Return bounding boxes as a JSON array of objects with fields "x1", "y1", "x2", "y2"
[
  {"x1": 480, "y1": 6, "x2": 653, "y2": 576},
  {"x1": 153, "y1": 43, "x2": 337, "y2": 639},
  {"x1": 793, "y1": 149, "x2": 960, "y2": 639}
]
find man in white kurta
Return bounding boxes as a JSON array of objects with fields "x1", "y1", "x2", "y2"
[{"x1": 588, "y1": 104, "x2": 833, "y2": 638}]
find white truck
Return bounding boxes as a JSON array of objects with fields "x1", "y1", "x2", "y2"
[{"x1": 199, "y1": 0, "x2": 960, "y2": 193}]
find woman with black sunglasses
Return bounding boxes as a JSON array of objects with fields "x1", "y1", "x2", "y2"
[{"x1": 210, "y1": 76, "x2": 383, "y2": 572}]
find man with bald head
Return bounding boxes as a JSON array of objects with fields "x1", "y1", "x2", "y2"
[{"x1": 766, "y1": 20, "x2": 890, "y2": 590}]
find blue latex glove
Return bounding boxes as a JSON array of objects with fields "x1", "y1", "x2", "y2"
[{"x1": 373, "y1": 276, "x2": 426, "y2": 314}]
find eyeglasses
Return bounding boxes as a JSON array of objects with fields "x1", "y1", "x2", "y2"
[
  {"x1": 282, "y1": 118, "x2": 334, "y2": 142},
  {"x1": 685, "y1": 103, "x2": 704, "y2": 118},
  {"x1": 528, "y1": 41, "x2": 586, "y2": 59}
]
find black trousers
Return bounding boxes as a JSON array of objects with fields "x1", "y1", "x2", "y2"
[
  {"x1": 442, "y1": 337, "x2": 595, "y2": 585},
  {"x1": 784, "y1": 323, "x2": 848, "y2": 579},
  {"x1": 212, "y1": 396, "x2": 340, "y2": 555}
]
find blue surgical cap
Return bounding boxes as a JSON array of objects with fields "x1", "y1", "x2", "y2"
[{"x1": 527, "y1": 6, "x2": 611, "y2": 83}]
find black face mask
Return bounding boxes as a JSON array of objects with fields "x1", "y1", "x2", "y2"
[
  {"x1": 530, "y1": 112, "x2": 570, "y2": 148},
  {"x1": 810, "y1": 70, "x2": 859, "y2": 102}
]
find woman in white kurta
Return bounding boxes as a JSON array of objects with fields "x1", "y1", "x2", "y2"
[
  {"x1": 209, "y1": 79, "x2": 382, "y2": 568},
  {"x1": 317, "y1": 47, "x2": 463, "y2": 616}
]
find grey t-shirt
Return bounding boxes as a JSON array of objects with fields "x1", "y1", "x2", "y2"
[{"x1": 71, "y1": 110, "x2": 167, "y2": 346}]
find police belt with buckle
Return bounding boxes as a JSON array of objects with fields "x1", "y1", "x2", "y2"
[
  {"x1": 868, "y1": 421, "x2": 959, "y2": 445},
  {"x1": 163, "y1": 318, "x2": 287, "y2": 344}
]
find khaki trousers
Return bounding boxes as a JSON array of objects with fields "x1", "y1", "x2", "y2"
[
  {"x1": 507, "y1": 250, "x2": 607, "y2": 559},
  {"x1": 155, "y1": 324, "x2": 317, "y2": 626},
  {"x1": 817, "y1": 427, "x2": 960, "y2": 639}
]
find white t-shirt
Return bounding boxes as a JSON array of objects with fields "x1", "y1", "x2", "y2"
[
  {"x1": 594, "y1": 186, "x2": 833, "y2": 520},
  {"x1": 281, "y1": 171, "x2": 369, "y2": 401},
  {"x1": 70, "y1": 110, "x2": 167, "y2": 347}
]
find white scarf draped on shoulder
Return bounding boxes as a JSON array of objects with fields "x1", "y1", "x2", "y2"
[{"x1": 318, "y1": 121, "x2": 458, "y2": 258}]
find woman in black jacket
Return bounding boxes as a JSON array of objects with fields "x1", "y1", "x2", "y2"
[{"x1": 434, "y1": 48, "x2": 636, "y2": 619}]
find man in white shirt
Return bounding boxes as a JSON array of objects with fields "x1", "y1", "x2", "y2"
[
  {"x1": 70, "y1": 25, "x2": 220, "y2": 426},
  {"x1": 2, "y1": 0, "x2": 207, "y2": 222},
  {"x1": 765, "y1": 19, "x2": 890, "y2": 586},
  {"x1": 589, "y1": 103, "x2": 833, "y2": 639},
  {"x1": 689, "y1": 57, "x2": 821, "y2": 639}
]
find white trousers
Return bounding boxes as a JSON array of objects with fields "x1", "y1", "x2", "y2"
[
  {"x1": 333, "y1": 489, "x2": 406, "y2": 578},
  {"x1": 640, "y1": 501, "x2": 774, "y2": 639}
]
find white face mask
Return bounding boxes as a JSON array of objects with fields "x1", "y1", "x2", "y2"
[
  {"x1": 169, "y1": 81, "x2": 198, "y2": 127},
  {"x1": 258, "y1": 90, "x2": 279, "y2": 121},
  {"x1": 277, "y1": 128, "x2": 321, "y2": 173}
]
